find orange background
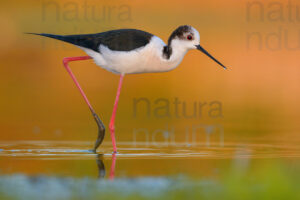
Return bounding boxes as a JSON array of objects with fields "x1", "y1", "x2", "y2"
[{"x1": 0, "y1": 0, "x2": 299, "y2": 144}]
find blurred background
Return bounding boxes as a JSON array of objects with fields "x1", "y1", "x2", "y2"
[
  {"x1": 0, "y1": 0, "x2": 299, "y2": 144},
  {"x1": 0, "y1": 1, "x2": 300, "y2": 198}
]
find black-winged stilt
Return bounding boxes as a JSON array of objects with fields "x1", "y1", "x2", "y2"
[{"x1": 27, "y1": 25, "x2": 227, "y2": 153}]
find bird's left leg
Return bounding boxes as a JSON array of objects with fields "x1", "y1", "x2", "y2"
[{"x1": 62, "y1": 56, "x2": 105, "y2": 152}]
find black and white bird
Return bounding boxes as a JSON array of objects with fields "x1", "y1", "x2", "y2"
[{"x1": 28, "y1": 25, "x2": 227, "y2": 153}]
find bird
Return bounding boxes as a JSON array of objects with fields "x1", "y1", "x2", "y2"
[{"x1": 27, "y1": 25, "x2": 227, "y2": 153}]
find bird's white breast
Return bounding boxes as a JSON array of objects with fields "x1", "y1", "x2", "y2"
[{"x1": 81, "y1": 36, "x2": 185, "y2": 74}]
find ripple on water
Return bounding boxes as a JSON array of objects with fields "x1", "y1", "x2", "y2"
[{"x1": 0, "y1": 140, "x2": 300, "y2": 159}]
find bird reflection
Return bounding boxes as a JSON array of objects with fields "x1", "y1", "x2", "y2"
[
  {"x1": 96, "y1": 154, "x2": 106, "y2": 178},
  {"x1": 96, "y1": 153, "x2": 117, "y2": 180}
]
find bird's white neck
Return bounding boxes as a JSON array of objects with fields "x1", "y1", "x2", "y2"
[{"x1": 161, "y1": 39, "x2": 188, "y2": 70}]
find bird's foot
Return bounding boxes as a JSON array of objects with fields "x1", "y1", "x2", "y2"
[{"x1": 88, "y1": 149, "x2": 97, "y2": 154}]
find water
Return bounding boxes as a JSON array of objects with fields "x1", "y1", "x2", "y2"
[
  {"x1": 0, "y1": 138, "x2": 300, "y2": 199},
  {"x1": 1, "y1": 139, "x2": 300, "y2": 159}
]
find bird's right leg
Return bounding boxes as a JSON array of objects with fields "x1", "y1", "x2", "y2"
[
  {"x1": 62, "y1": 56, "x2": 105, "y2": 152},
  {"x1": 109, "y1": 74, "x2": 125, "y2": 153}
]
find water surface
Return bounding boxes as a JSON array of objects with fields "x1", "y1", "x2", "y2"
[{"x1": 0, "y1": 138, "x2": 300, "y2": 199}]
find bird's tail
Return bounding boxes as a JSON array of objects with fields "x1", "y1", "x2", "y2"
[{"x1": 25, "y1": 32, "x2": 77, "y2": 45}]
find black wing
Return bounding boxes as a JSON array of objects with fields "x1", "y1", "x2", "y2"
[{"x1": 27, "y1": 29, "x2": 153, "y2": 52}]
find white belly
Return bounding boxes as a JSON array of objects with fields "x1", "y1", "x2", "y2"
[{"x1": 80, "y1": 36, "x2": 185, "y2": 74}]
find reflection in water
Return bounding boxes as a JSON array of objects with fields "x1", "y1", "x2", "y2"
[
  {"x1": 96, "y1": 153, "x2": 116, "y2": 180},
  {"x1": 0, "y1": 153, "x2": 299, "y2": 199},
  {"x1": 96, "y1": 154, "x2": 106, "y2": 179},
  {"x1": 109, "y1": 153, "x2": 117, "y2": 180}
]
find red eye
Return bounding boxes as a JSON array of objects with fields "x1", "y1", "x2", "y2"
[{"x1": 187, "y1": 35, "x2": 193, "y2": 40}]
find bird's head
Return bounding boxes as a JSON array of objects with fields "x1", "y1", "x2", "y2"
[{"x1": 168, "y1": 25, "x2": 227, "y2": 69}]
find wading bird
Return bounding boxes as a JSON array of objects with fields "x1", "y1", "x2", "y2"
[{"x1": 28, "y1": 25, "x2": 227, "y2": 153}]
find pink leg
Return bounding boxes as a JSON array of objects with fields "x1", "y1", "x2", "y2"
[
  {"x1": 63, "y1": 56, "x2": 105, "y2": 152},
  {"x1": 109, "y1": 74, "x2": 125, "y2": 153},
  {"x1": 63, "y1": 56, "x2": 93, "y2": 110}
]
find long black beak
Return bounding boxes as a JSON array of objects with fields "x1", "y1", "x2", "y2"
[{"x1": 196, "y1": 45, "x2": 227, "y2": 69}]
